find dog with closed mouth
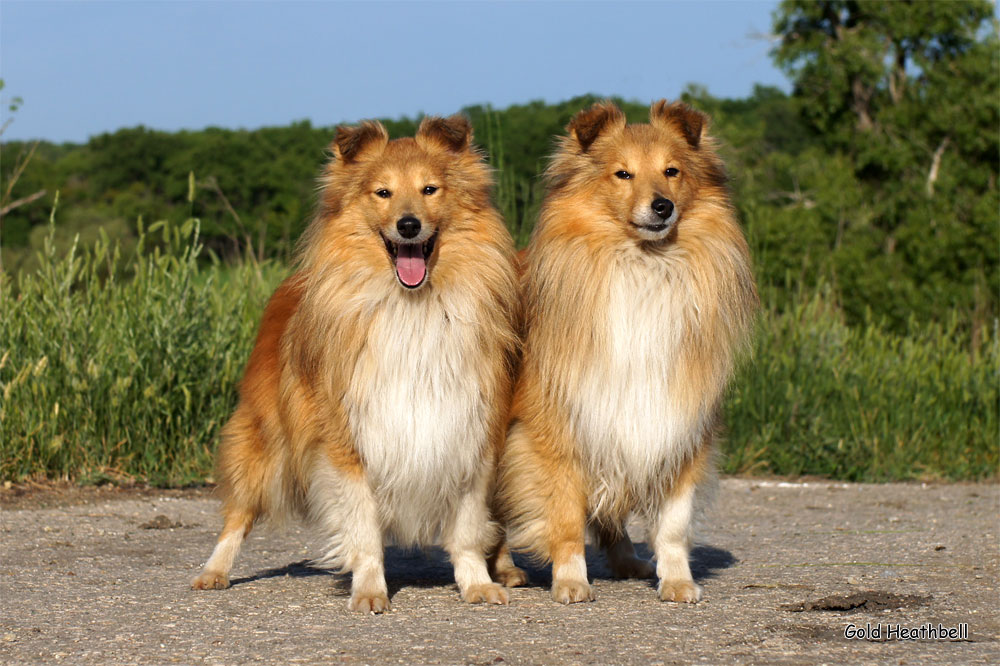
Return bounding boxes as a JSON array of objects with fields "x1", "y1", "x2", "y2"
[
  {"x1": 191, "y1": 114, "x2": 520, "y2": 613},
  {"x1": 497, "y1": 100, "x2": 758, "y2": 604}
]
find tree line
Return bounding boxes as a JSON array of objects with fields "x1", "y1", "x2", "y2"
[{"x1": 2, "y1": 0, "x2": 996, "y2": 334}]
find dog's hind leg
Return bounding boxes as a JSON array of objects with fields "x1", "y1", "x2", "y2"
[
  {"x1": 191, "y1": 507, "x2": 257, "y2": 590},
  {"x1": 192, "y1": 405, "x2": 282, "y2": 590},
  {"x1": 488, "y1": 538, "x2": 529, "y2": 588},
  {"x1": 192, "y1": 409, "x2": 270, "y2": 590},
  {"x1": 596, "y1": 523, "x2": 655, "y2": 580}
]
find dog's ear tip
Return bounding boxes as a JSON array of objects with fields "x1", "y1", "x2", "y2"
[
  {"x1": 417, "y1": 114, "x2": 473, "y2": 152},
  {"x1": 330, "y1": 120, "x2": 389, "y2": 163},
  {"x1": 333, "y1": 121, "x2": 389, "y2": 162},
  {"x1": 568, "y1": 100, "x2": 626, "y2": 152},
  {"x1": 650, "y1": 100, "x2": 706, "y2": 149}
]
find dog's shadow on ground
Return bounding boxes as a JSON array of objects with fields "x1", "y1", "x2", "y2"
[
  {"x1": 229, "y1": 559, "x2": 332, "y2": 588},
  {"x1": 229, "y1": 547, "x2": 467, "y2": 598},
  {"x1": 512, "y1": 542, "x2": 736, "y2": 589},
  {"x1": 688, "y1": 545, "x2": 738, "y2": 581},
  {"x1": 230, "y1": 543, "x2": 736, "y2": 598}
]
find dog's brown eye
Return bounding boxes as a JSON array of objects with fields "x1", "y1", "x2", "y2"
[
  {"x1": 614, "y1": 170, "x2": 632, "y2": 180},
  {"x1": 375, "y1": 188, "x2": 391, "y2": 198},
  {"x1": 665, "y1": 168, "x2": 680, "y2": 177},
  {"x1": 422, "y1": 185, "x2": 438, "y2": 195}
]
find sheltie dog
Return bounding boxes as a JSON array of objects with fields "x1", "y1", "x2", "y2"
[
  {"x1": 497, "y1": 100, "x2": 758, "y2": 604},
  {"x1": 191, "y1": 115, "x2": 520, "y2": 613}
]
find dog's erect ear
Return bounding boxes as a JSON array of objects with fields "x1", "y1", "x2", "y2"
[
  {"x1": 567, "y1": 102, "x2": 626, "y2": 152},
  {"x1": 332, "y1": 121, "x2": 389, "y2": 163},
  {"x1": 650, "y1": 100, "x2": 706, "y2": 149},
  {"x1": 416, "y1": 114, "x2": 473, "y2": 152}
]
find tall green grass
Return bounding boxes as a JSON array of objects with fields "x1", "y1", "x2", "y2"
[
  {"x1": 723, "y1": 287, "x2": 998, "y2": 480},
  {"x1": 479, "y1": 108, "x2": 543, "y2": 249},
  {"x1": 2, "y1": 215, "x2": 996, "y2": 484},
  {"x1": 1, "y1": 207, "x2": 283, "y2": 484}
]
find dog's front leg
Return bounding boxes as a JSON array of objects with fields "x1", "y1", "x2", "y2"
[
  {"x1": 443, "y1": 466, "x2": 509, "y2": 604},
  {"x1": 348, "y1": 546, "x2": 389, "y2": 613},
  {"x1": 331, "y1": 476, "x2": 390, "y2": 613},
  {"x1": 550, "y1": 528, "x2": 592, "y2": 604},
  {"x1": 542, "y1": 457, "x2": 591, "y2": 604},
  {"x1": 650, "y1": 480, "x2": 701, "y2": 603}
]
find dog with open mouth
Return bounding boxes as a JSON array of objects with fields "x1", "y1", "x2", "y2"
[
  {"x1": 191, "y1": 115, "x2": 521, "y2": 613},
  {"x1": 496, "y1": 100, "x2": 758, "y2": 605}
]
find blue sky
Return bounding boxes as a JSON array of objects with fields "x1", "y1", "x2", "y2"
[{"x1": 1, "y1": 1, "x2": 787, "y2": 143}]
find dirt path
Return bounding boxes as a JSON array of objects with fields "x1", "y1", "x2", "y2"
[{"x1": 1, "y1": 479, "x2": 996, "y2": 665}]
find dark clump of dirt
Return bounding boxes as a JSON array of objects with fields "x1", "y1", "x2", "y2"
[
  {"x1": 139, "y1": 515, "x2": 183, "y2": 529},
  {"x1": 782, "y1": 590, "x2": 931, "y2": 613}
]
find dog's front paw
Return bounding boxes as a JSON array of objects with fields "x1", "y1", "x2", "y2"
[
  {"x1": 191, "y1": 570, "x2": 230, "y2": 590},
  {"x1": 462, "y1": 583, "x2": 509, "y2": 605},
  {"x1": 551, "y1": 579, "x2": 594, "y2": 604},
  {"x1": 493, "y1": 565, "x2": 530, "y2": 588},
  {"x1": 658, "y1": 580, "x2": 702, "y2": 603},
  {"x1": 349, "y1": 592, "x2": 391, "y2": 613},
  {"x1": 608, "y1": 555, "x2": 655, "y2": 580}
]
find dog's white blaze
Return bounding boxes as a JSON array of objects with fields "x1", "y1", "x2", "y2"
[
  {"x1": 343, "y1": 287, "x2": 489, "y2": 546},
  {"x1": 568, "y1": 250, "x2": 709, "y2": 519}
]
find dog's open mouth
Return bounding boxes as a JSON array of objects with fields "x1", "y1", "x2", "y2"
[
  {"x1": 631, "y1": 222, "x2": 669, "y2": 233},
  {"x1": 381, "y1": 232, "x2": 437, "y2": 289}
]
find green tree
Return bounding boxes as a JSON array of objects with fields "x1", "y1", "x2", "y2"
[
  {"x1": 772, "y1": 0, "x2": 999, "y2": 329},
  {"x1": 1, "y1": 79, "x2": 49, "y2": 273}
]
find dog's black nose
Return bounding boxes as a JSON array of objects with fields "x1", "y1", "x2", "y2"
[
  {"x1": 651, "y1": 198, "x2": 674, "y2": 220},
  {"x1": 397, "y1": 216, "x2": 421, "y2": 239}
]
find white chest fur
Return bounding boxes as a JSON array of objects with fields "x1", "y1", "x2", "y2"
[
  {"x1": 343, "y1": 289, "x2": 489, "y2": 541},
  {"x1": 566, "y1": 255, "x2": 709, "y2": 516}
]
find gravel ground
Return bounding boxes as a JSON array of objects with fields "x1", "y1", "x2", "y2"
[{"x1": 1, "y1": 478, "x2": 997, "y2": 665}]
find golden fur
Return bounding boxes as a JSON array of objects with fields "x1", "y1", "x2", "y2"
[
  {"x1": 496, "y1": 100, "x2": 758, "y2": 604},
  {"x1": 192, "y1": 115, "x2": 520, "y2": 613}
]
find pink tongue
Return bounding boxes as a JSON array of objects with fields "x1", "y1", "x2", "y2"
[{"x1": 395, "y1": 244, "x2": 426, "y2": 287}]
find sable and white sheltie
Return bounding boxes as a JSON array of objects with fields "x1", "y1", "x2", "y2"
[
  {"x1": 497, "y1": 101, "x2": 758, "y2": 604},
  {"x1": 191, "y1": 115, "x2": 520, "y2": 612}
]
